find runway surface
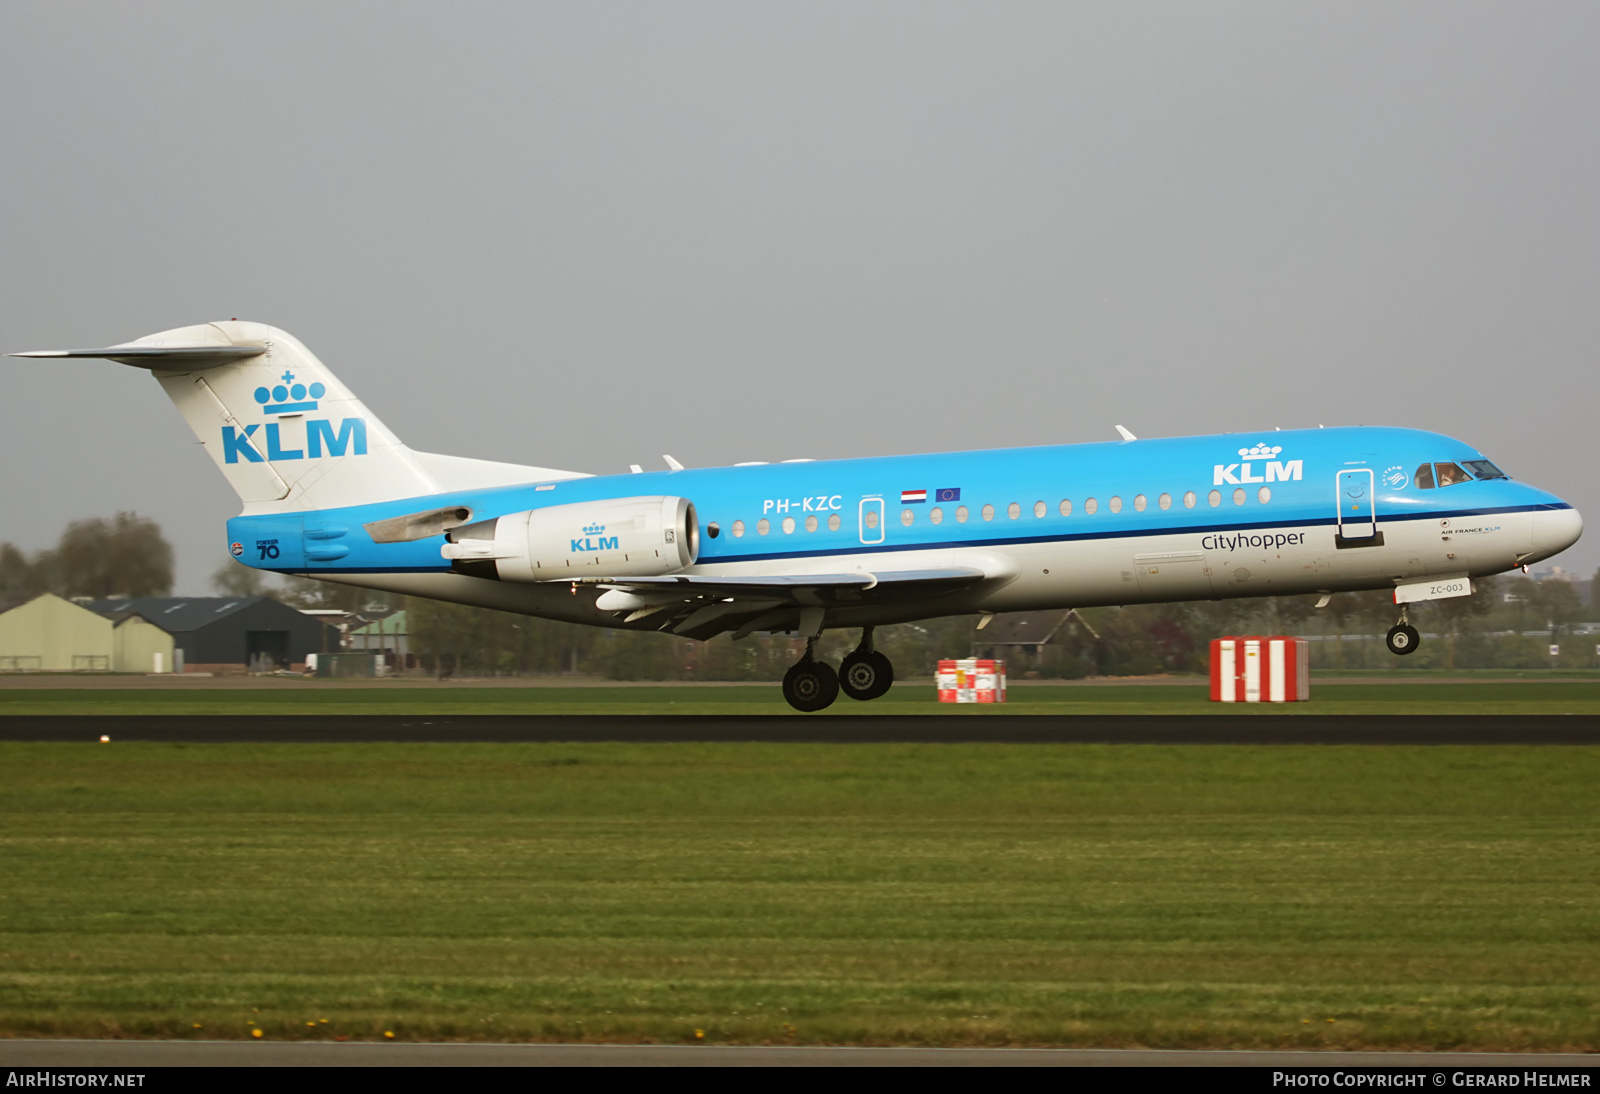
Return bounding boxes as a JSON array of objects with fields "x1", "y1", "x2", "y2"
[
  {"x1": 1, "y1": 1040, "x2": 1597, "y2": 1067},
  {"x1": 1, "y1": 714, "x2": 1597, "y2": 743}
]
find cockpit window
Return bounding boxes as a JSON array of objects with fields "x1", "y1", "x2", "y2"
[
  {"x1": 1462, "y1": 459, "x2": 1506, "y2": 480},
  {"x1": 1414, "y1": 464, "x2": 1435, "y2": 490},
  {"x1": 1435, "y1": 462, "x2": 1471, "y2": 487}
]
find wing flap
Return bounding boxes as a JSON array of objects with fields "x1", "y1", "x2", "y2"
[{"x1": 592, "y1": 567, "x2": 987, "y2": 598}]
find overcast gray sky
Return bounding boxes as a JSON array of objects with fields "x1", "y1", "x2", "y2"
[{"x1": 3, "y1": 1, "x2": 1596, "y2": 594}]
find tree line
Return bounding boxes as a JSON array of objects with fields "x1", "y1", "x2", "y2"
[{"x1": 0, "y1": 513, "x2": 174, "y2": 603}]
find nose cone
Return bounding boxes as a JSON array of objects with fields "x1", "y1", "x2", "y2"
[{"x1": 1528, "y1": 506, "x2": 1583, "y2": 563}]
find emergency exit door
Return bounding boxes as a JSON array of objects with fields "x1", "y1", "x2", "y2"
[{"x1": 859, "y1": 497, "x2": 885, "y2": 545}]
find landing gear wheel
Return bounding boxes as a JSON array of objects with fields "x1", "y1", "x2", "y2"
[
  {"x1": 783, "y1": 659, "x2": 840, "y2": 712},
  {"x1": 840, "y1": 650, "x2": 895, "y2": 701},
  {"x1": 1386, "y1": 624, "x2": 1421, "y2": 656}
]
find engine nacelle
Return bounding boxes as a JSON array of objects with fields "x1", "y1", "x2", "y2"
[{"x1": 440, "y1": 496, "x2": 698, "y2": 581}]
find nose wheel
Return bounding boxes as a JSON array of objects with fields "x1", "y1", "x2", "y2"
[
  {"x1": 1385, "y1": 607, "x2": 1421, "y2": 656},
  {"x1": 839, "y1": 627, "x2": 895, "y2": 701}
]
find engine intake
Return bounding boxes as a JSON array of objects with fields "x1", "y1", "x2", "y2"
[{"x1": 440, "y1": 496, "x2": 698, "y2": 581}]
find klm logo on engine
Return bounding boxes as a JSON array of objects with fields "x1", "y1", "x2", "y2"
[
  {"x1": 1214, "y1": 443, "x2": 1302, "y2": 486},
  {"x1": 222, "y1": 370, "x2": 368, "y2": 464},
  {"x1": 571, "y1": 522, "x2": 619, "y2": 552}
]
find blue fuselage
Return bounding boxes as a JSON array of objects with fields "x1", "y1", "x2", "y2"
[{"x1": 229, "y1": 425, "x2": 1579, "y2": 629}]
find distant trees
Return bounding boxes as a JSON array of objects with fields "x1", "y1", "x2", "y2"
[
  {"x1": 211, "y1": 561, "x2": 272, "y2": 597},
  {"x1": 0, "y1": 512, "x2": 173, "y2": 601}
]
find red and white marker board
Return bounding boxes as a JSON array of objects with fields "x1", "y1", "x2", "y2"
[
  {"x1": 936, "y1": 659, "x2": 1008, "y2": 703},
  {"x1": 1209, "y1": 637, "x2": 1309, "y2": 703}
]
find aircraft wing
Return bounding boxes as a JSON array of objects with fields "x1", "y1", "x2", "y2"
[{"x1": 587, "y1": 567, "x2": 990, "y2": 640}]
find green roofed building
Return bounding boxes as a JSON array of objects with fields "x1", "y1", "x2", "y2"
[{"x1": 346, "y1": 610, "x2": 412, "y2": 673}]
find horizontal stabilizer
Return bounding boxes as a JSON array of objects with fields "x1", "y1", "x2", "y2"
[{"x1": 11, "y1": 345, "x2": 267, "y2": 369}]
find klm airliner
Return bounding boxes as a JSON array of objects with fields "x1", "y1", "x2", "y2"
[{"x1": 13, "y1": 321, "x2": 1583, "y2": 710}]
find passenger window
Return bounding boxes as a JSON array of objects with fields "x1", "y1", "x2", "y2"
[
  {"x1": 707, "y1": 522, "x2": 720, "y2": 539},
  {"x1": 1007, "y1": 502, "x2": 1021, "y2": 519},
  {"x1": 1085, "y1": 498, "x2": 1098, "y2": 515},
  {"x1": 758, "y1": 518, "x2": 771, "y2": 535},
  {"x1": 1208, "y1": 490, "x2": 1221, "y2": 508},
  {"x1": 1257, "y1": 486, "x2": 1270, "y2": 504},
  {"x1": 901, "y1": 509, "x2": 914, "y2": 526},
  {"x1": 1184, "y1": 491, "x2": 1196, "y2": 509},
  {"x1": 1109, "y1": 496, "x2": 1122, "y2": 513},
  {"x1": 805, "y1": 514, "x2": 818, "y2": 532},
  {"x1": 782, "y1": 516, "x2": 796, "y2": 534},
  {"x1": 1414, "y1": 464, "x2": 1435, "y2": 490},
  {"x1": 956, "y1": 506, "x2": 969, "y2": 523},
  {"x1": 1033, "y1": 500, "x2": 1046, "y2": 518},
  {"x1": 828, "y1": 513, "x2": 841, "y2": 531},
  {"x1": 1159, "y1": 493, "x2": 1171, "y2": 510},
  {"x1": 1133, "y1": 494, "x2": 1147, "y2": 512},
  {"x1": 1436, "y1": 462, "x2": 1471, "y2": 487},
  {"x1": 982, "y1": 504, "x2": 995, "y2": 521},
  {"x1": 1059, "y1": 499, "x2": 1072, "y2": 516},
  {"x1": 864, "y1": 510, "x2": 879, "y2": 531},
  {"x1": 732, "y1": 520, "x2": 745, "y2": 538},
  {"x1": 1232, "y1": 488, "x2": 1246, "y2": 506},
  {"x1": 930, "y1": 507, "x2": 943, "y2": 525}
]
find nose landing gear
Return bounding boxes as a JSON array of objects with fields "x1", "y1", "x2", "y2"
[{"x1": 1386, "y1": 606, "x2": 1421, "y2": 656}]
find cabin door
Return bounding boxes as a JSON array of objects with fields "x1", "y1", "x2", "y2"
[{"x1": 1335, "y1": 469, "x2": 1377, "y2": 542}]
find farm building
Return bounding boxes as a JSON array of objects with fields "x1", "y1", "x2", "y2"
[
  {"x1": 0, "y1": 593, "x2": 173, "y2": 672},
  {"x1": 86, "y1": 596, "x2": 338, "y2": 673}
]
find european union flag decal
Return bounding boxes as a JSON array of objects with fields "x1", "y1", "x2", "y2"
[{"x1": 936, "y1": 487, "x2": 961, "y2": 502}]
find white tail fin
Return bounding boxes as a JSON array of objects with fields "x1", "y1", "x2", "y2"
[{"x1": 13, "y1": 321, "x2": 585, "y2": 513}]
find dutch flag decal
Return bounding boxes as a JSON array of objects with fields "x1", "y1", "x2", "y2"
[{"x1": 901, "y1": 489, "x2": 927, "y2": 504}]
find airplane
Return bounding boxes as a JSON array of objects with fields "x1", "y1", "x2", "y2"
[{"x1": 12, "y1": 321, "x2": 1583, "y2": 710}]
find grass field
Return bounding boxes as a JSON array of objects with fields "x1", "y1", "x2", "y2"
[
  {"x1": 3, "y1": 680, "x2": 1600, "y2": 716},
  {"x1": 1, "y1": 740, "x2": 1597, "y2": 1049}
]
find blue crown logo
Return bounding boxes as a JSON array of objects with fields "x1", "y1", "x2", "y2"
[
  {"x1": 1238, "y1": 442, "x2": 1283, "y2": 459},
  {"x1": 253, "y1": 370, "x2": 326, "y2": 415},
  {"x1": 583, "y1": 523, "x2": 606, "y2": 535}
]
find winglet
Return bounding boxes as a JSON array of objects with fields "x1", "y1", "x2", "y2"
[{"x1": 1115, "y1": 425, "x2": 1137, "y2": 441}]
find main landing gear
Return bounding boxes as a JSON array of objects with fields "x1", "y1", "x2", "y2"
[
  {"x1": 840, "y1": 627, "x2": 894, "y2": 702},
  {"x1": 1385, "y1": 606, "x2": 1421, "y2": 656},
  {"x1": 781, "y1": 628, "x2": 896, "y2": 712}
]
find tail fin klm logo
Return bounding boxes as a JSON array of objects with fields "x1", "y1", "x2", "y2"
[{"x1": 223, "y1": 371, "x2": 367, "y2": 465}]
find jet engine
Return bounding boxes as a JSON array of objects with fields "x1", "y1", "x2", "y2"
[{"x1": 440, "y1": 496, "x2": 698, "y2": 581}]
